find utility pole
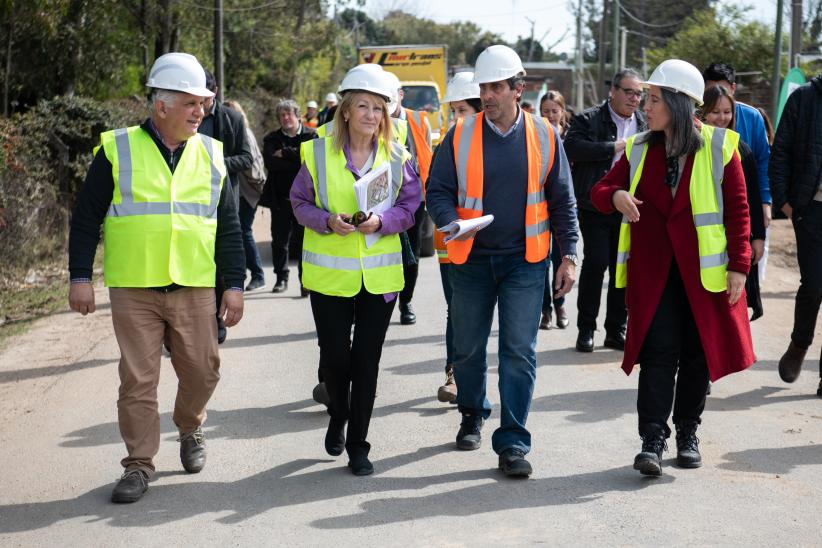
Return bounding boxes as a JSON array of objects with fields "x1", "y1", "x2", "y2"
[
  {"x1": 790, "y1": 0, "x2": 802, "y2": 67},
  {"x1": 611, "y1": 0, "x2": 620, "y2": 73},
  {"x1": 620, "y1": 26, "x2": 627, "y2": 69},
  {"x1": 576, "y1": 0, "x2": 585, "y2": 111},
  {"x1": 597, "y1": 0, "x2": 607, "y2": 98},
  {"x1": 214, "y1": 0, "x2": 224, "y2": 101},
  {"x1": 772, "y1": 0, "x2": 784, "y2": 120}
]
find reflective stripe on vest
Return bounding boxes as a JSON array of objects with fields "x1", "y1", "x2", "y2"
[
  {"x1": 300, "y1": 136, "x2": 408, "y2": 297},
  {"x1": 98, "y1": 126, "x2": 225, "y2": 287},
  {"x1": 615, "y1": 124, "x2": 739, "y2": 292},
  {"x1": 446, "y1": 111, "x2": 555, "y2": 265},
  {"x1": 405, "y1": 109, "x2": 433, "y2": 190}
]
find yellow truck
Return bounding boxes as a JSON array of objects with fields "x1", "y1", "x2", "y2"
[{"x1": 358, "y1": 45, "x2": 448, "y2": 143}]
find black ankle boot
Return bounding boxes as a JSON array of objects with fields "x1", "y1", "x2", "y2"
[
  {"x1": 634, "y1": 430, "x2": 667, "y2": 476},
  {"x1": 675, "y1": 422, "x2": 702, "y2": 468},
  {"x1": 324, "y1": 417, "x2": 346, "y2": 456}
]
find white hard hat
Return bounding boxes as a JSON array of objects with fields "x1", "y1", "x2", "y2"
[
  {"x1": 443, "y1": 72, "x2": 480, "y2": 103},
  {"x1": 146, "y1": 52, "x2": 214, "y2": 97},
  {"x1": 382, "y1": 70, "x2": 401, "y2": 113},
  {"x1": 643, "y1": 59, "x2": 705, "y2": 105},
  {"x1": 472, "y1": 45, "x2": 526, "y2": 84},
  {"x1": 325, "y1": 92, "x2": 338, "y2": 103},
  {"x1": 338, "y1": 64, "x2": 393, "y2": 103},
  {"x1": 306, "y1": 100, "x2": 318, "y2": 109}
]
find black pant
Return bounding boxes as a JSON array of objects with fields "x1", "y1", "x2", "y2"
[
  {"x1": 270, "y1": 196, "x2": 303, "y2": 282},
  {"x1": 577, "y1": 209, "x2": 626, "y2": 333},
  {"x1": 792, "y1": 202, "x2": 822, "y2": 376},
  {"x1": 310, "y1": 288, "x2": 396, "y2": 457},
  {"x1": 400, "y1": 203, "x2": 426, "y2": 305},
  {"x1": 637, "y1": 262, "x2": 709, "y2": 438}
]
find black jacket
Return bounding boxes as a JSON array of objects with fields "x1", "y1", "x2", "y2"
[
  {"x1": 769, "y1": 75, "x2": 822, "y2": 212},
  {"x1": 199, "y1": 100, "x2": 253, "y2": 193},
  {"x1": 260, "y1": 125, "x2": 317, "y2": 205},
  {"x1": 740, "y1": 140, "x2": 766, "y2": 241},
  {"x1": 69, "y1": 119, "x2": 245, "y2": 288},
  {"x1": 564, "y1": 101, "x2": 647, "y2": 212}
]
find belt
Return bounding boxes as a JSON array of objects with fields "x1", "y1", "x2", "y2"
[{"x1": 147, "y1": 284, "x2": 184, "y2": 293}]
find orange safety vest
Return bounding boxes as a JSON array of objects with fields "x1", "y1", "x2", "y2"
[
  {"x1": 446, "y1": 111, "x2": 555, "y2": 265},
  {"x1": 405, "y1": 109, "x2": 433, "y2": 192},
  {"x1": 434, "y1": 229, "x2": 450, "y2": 264}
]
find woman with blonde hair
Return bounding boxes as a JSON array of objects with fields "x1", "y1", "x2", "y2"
[{"x1": 290, "y1": 65, "x2": 421, "y2": 475}]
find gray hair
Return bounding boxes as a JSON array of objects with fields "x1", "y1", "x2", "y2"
[
  {"x1": 276, "y1": 99, "x2": 300, "y2": 118},
  {"x1": 505, "y1": 72, "x2": 526, "y2": 90},
  {"x1": 641, "y1": 87, "x2": 704, "y2": 158},
  {"x1": 612, "y1": 68, "x2": 642, "y2": 89},
  {"x1": 148, "y1": 88, "x2": 180, "y2": 109}
]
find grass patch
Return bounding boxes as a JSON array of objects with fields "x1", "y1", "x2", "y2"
[{"x1": 0, "y1": 264, "x2": 69, "y2": 351}]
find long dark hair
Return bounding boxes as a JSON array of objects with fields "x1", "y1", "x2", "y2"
[{"x1": 641, "y1": 87, "x2": 703, "y2": 158}]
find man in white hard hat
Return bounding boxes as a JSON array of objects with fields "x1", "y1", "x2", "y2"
[
  {"x1": 427, "y1": 45, "x2": 579, "y2": 477},
  {"x1": 304, "y1": 100, "x2": 319, "y2": 128},
  {"x1": 318, "y1": 92, "x2": 338, "y2": 125},
  {"x1": 68, "y1": 52, "x2": 245, "y2": 503}
]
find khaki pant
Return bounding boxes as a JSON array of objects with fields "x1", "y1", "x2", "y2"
[{"x1": 109, "y1": 288, "x2": 220, "y2": 475}]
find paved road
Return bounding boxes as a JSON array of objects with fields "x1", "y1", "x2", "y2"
[{"x1": 1, "y1": 216, "x2": 821, "y2": 546}]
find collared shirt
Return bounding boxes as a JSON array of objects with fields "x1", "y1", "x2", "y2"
[
  {"x1": 484, "y1": 106, "x2": 523, "y2": 138},
  {"x1": 608, "y1": 101, "x2": 639, "y2": 166}
]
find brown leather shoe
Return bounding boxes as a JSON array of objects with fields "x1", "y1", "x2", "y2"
[
  {"x1": 437, "y1": 366, "x2": 457, "y2": 403},
  {"x1": 555, "y1": 306, "x2": 569, "y2": 328},
  {"x1": 539, "y1": 311, "x2": 551, "y2": 330},
  {"x1": 778, "y1": 341, "x2": 808, "y2": 383}
]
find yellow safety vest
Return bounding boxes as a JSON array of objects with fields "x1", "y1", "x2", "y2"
[
  {"x1": 97, "y1": 127, "x2": 226, "y2": 287},
  {"x1": 615, "y1": 124, "x2": 740, "y2": 292},
  {"x1": 300, "y1": 136, "x2": 409, "y2": 297}
]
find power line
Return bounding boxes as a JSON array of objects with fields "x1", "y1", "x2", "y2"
[
  {"x1": 619, "y1": 4, "x2": 682, "y2": 28},
  {"x1": 177, "y1": 0, "x2": 286, "y2": 11}
]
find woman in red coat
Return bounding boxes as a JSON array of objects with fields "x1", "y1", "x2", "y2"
[{"x1": 590, "y1": 60, "x2": 755, "y2": 476}]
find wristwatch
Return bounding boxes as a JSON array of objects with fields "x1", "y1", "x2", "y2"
[{"x1": 562, "y1": 254, "x2": 579, "y2": 266}]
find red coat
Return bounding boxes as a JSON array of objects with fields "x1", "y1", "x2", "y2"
[{"x1": 590, "y1": 141, "x2": 755, "y2": 381}]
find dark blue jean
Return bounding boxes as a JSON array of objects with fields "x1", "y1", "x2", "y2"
[
  {"x1": 439, "y1": 263, "x2": 454, "y2": 366},
  {"x1": 239, "y1": 196, "x2": 264, "y2": 281},
  {"x1": 450, "y1": 253, "x2": 547, "y2": 455}
]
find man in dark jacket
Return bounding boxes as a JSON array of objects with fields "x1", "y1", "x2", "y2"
[
  {"x1": 199, "y1": 71, "x2": 253, "y2": 344},
  {"x1": 261, "y1": 99, "x2": 317, "y2": 295},
  {"x1": 564, "y1": 68, "x2": 647, "y2": 353},
  {"x1": 769, "y1": 74, "x2": 822, "y2": 397}
]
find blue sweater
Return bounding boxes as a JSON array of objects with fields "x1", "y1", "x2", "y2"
[
  {"x1": 735, "y1": 102, "x2": 771, "y2": 204},
  {"x1": 427, "y1": 114, "x2": 579, "y2": 258}
]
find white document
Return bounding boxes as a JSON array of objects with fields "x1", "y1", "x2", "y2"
[
  {"x1": 437, "y1": 214, "x2": 494, "y2": 243},
  {"x1": 353, "y1": 162, "x2": 393, "y2": 248}
]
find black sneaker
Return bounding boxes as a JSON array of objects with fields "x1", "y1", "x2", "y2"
[
  {"x1": 111, "y1": 469, "x2": 149, "y2": 503},
  {"x1": 675, "y1": 422, "x2": 702, "y2": 468},
  {"x1": 456, "y1": 413, "x2": 483, "y2": 450},
  {"x1": 633, "y1": 431, "x2": 667, "y2": 476},
  {"x1": 498, "y1": 448, "x2": 532, "y2": 477},
  {"x1": 245, "y1": 277, "x2": 266, "y2": 292},
  {"x1": 179, "y1": 427, "x2": 206, "y2": 473}
]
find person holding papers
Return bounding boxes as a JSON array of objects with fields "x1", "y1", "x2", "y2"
[
  {"x1": 290, "y1": 65, "x2": 421, "y2": 476},
  {"x1": 426, "y1": 45, "x2": 579, "y2": 477}
]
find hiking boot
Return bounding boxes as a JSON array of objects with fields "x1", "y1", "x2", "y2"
[
  {"x1": 555, "y1": 305, "x2": 569, "y2": 328},
  {"x1": 437, "y1": 365, "x2": 457, "y2": 403},
  {"x1": 633, "y1": 431, "x2": 667, "y2": 476},
  {"x1": 325, "y1": 417, "x2": 346, "y2": 457},
  {"x1": 778, "y1": 341, "x2": 807, "y2": 383},
  {"x1": 498, "y1": 448, "x2": 533, "y2": 477},
  {"x1": 603, "y1": 330, "x2": 626, "y2": 351},
  {"x1": 111, "y1": 469, "x2": 149, "y2": 503},
  {"x1": 245, "y1": 277, "x2": 266, "y2": 292},
  {"x1": 271, "y1": 278, "x2": 288, "y2": 293},
  {"x1": 348, "y1": 453, "x2": 374, "y2": 476},
  {"x1": 312, "y1": 382, "x2": 330, "y2": 407},
  {"x1": 539, "y1": 311, "x2": 552, "y2": 330},
  {"x1": 179, "y1": 426, "x2": 206, "y2": 473},
  {"x1": 576, "y1": 329, "x2": 594, "y2": 352},
  {"x1": 675, "y1": 422, "x2": 702, "y2": 468},
  {"x1": 400, "y1": 302, "x2": 416, "y2": 325},
  {"x1": 456, "y1": 413, "x2": 483, "y2": 450}
]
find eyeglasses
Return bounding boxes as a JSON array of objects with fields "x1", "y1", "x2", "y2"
[
  {"x1": 665, "y1": 156, "x2": 679, "y2": 188},
  {"x1": 616, "y1": 86, "x2": 645, "y2": 99}
]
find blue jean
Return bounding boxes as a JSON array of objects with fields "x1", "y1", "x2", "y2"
[
  {"x1": 450, "y1": 253, "x2": 547, "y2": 455},
  {"x1": 438, "y1": 263, "x2": 454, "y2": 366},
  {"x1": 239, "y1": 196, "x2": 264, "y2": 281}
]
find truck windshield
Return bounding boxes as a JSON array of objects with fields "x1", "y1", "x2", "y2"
[{"x1": 402, "y1": 86, "x2": 440, "y2": 113}]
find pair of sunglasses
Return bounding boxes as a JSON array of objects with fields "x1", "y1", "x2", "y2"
[
  {"x1": 342, "y1": 211, "x2": 372, "y2": 227},
  {"x1": 665, "y1": 156, "x2": 679, "y2": 188}
]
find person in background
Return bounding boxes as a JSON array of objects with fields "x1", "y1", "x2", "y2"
[
  {"x1": 224, "y1": 100, "x2": 268, "y2": 292},
  {"x1": 564, "y1": 68, "x2": 647, "y2": 352},
  {"x1": 199, "y1": 70, "x2": 253, "y2": 344},
  {"x1": 261, "y1": 100, "x2": 317, "y2": 295},
  {"x1": 757, "y1": 107, "x2": 775, "y2": 146},
  {"x1": 521, "y1": 100, "x2": 534, "y2": 114},
  {"x1": 769, "y1": 71, "x2": 822, "y2": 397},
  {"x1": 304, "y1": 100, "x2": 319, "y2": 128},
  {"x1": 433, "y1": 71, "x2": 483, "y2": 404},
  {"x1": 591, "y1": 59, "x2": 753, "y2": 476},
  {"x1": 700, "y1": 85, "x2": 766, "y2": 320},
  {"x1": 68, "y1": 53, "x2": 245, "y2": 503},
  {"x1": 318, "y1": 92, "x2": 338, "y2": 125},
  {"x1": 291, "y1": 65, "x2": 421, "y2": 475},
  {"x1": 539, "y1": 90, "x2": 571, "y2": 330}
]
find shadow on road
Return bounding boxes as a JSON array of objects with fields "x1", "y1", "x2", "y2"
[
  {"x1": 719, "y1": 443, "x2": 822, "y2": 474},
  {"x1": 0, "y1": 358, "x2": 118, "y2": 384}
]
